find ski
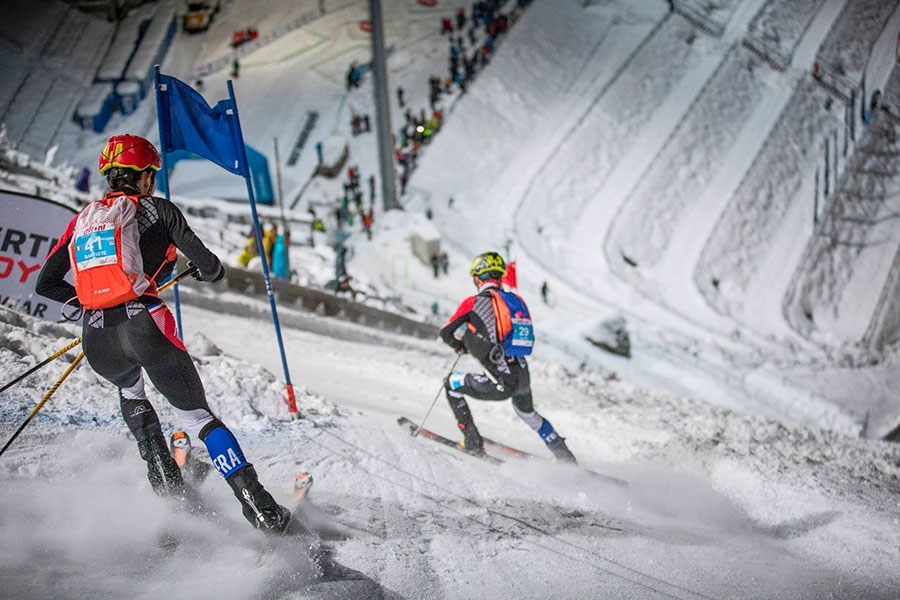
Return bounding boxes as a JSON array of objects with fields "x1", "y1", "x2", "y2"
[
  {"x1": 482, "y1": 434, "x2": 629, "y2": 487},
  {"x1": 481, "y1": 435, "x2": 532, "y2": 459},
  {"x1": 257, "y1": 472, "x2": 315, "y2": 565},
  {"x1": 170, "y1": 430, "x2": 212, "y2": 486},
  {"x1": 397, "y1": 416, "x2": 504, "y2": 465},
  {"x1": 282, "y1": 471, "x2": 315, "y2": 535}
]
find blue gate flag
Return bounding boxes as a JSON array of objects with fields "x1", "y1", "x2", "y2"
[{"x1": 156, "y1": 73, "x2": 248, "y2": 177}]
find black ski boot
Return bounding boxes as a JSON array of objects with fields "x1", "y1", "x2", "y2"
[
  {"x1": 226, "y1": 465, "x2": 291, "y2": 533},
  {"x1": 459, "y1": 422, "x2": 485, "y2": 456},
  {"x1": 138, "y1": 431, "x2": 184, "y2": 496},
  {"x1": 447, "y1": 392, "x2": 484, "y2": 455},
  {"x1": 547, "y1": 436, "x2": 577, "y2": 464}
]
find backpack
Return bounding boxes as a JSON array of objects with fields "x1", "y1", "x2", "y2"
[
  {"x1": 69, "y1": 193, "x2": 150, "y2": 310},
  {"x1": 488, "y1": 289, "x2": 534, "y2": 357}
]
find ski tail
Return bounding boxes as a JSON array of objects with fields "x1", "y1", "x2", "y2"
[{"x1": 400, "y1": 418, "x2": 630, "y2": 487}]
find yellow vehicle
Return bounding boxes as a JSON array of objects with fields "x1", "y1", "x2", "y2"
[{"x1": 183, "y1": 0, "x2": 220, "y2": 33}]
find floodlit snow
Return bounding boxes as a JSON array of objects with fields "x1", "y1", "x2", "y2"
[{"x1": 1, "y1": 0, "x2": 900, "y2": 598}]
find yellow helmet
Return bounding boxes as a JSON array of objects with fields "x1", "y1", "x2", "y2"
[{"x1": 469, "y1": 251, "x2": 506, "y2": 280}]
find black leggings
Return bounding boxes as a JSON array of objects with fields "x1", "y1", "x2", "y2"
[
  {"x1": 82, "y1": 302, "x2": 211, "y2": 438},
  {"x1": 446, "y1": 357, "x2": 534, "y2": 414}
]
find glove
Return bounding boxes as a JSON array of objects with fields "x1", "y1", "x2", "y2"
[
  {"x1": 488, "y1": 344, "x2": 505, "y2": 364},
  {"x1": 188, "y1": 262, "x2": 225, "y2": 282}
]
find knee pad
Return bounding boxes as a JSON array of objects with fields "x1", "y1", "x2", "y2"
[{"x1": 445, "y1": 371, "x2": 467, "y2": 391}]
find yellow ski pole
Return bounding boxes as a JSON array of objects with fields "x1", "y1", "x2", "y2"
[
  {"x1": 0, "y1": 265, "x2": 198, "y2": 395},
  {"x1": 0, "y1": 352, "x2": 85, "y2": 458},
  {"x1": 0, "y1": 337, "x2": 82, "y2": 395},
  {"x1": 0, "y1": 265, "x2": 200, "y2": 459}
]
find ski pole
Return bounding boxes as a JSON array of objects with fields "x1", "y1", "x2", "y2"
[
  {"x1": 0, "y1": 337, "x2": 82, "y2": 395},
  {"x1": 412, "y1": 354, "x2": 462, "y2": 437},
  {"x1": 0, "y1": 266, "x2": 200, "y2": 459},
  {"x1": 0, "y1": 265, "x2": 198, "y2": 396},
  {"x1": 0, "y1": 352, "x2": 85, "y2": 458}
]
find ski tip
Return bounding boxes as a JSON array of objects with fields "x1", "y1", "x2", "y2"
[
  {"x1": 171, "y1": 430, "x2": 191, "y2": 468},
  {"x1": 171, "y1": 430, "x2": 190, "y2": 448},
  {"x1": 295, "y1": 471, "x2": 313, "y2": 490}
]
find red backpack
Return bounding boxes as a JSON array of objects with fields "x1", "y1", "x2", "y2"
[{"x1": 69, "y1": 193, "x2": 150, "y2": 309}]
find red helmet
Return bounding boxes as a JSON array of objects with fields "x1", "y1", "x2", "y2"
[{"x1": 98, "y1": 134, "x2": 161, "y2": 175}]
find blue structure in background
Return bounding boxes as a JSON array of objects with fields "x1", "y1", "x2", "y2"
[
  {"x1": 155, "y1": 147, "x2": 275, "y2": 204},
  {"x1": 76, "y1": 5, "x2": 177, "y2": 132}
]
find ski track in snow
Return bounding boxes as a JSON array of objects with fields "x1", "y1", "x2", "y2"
[
  {"x1": 3, "y1": 303, "x2": 900, "y2": 598},
  {"x1": 3, "y1": 0, "x2": 900, "y2": 597}
]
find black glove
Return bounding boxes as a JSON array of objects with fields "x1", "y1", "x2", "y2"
[{"x1": 188, "y1": 262, "x2": 225, "y2": 282}]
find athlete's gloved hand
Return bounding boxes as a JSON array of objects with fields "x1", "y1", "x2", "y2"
[
  {"x1": 188, "y1": 262, "x2": 225, "y2": 282},
  {"x1": 488, "y1": 344, "x2": 505, "y2": 364}
]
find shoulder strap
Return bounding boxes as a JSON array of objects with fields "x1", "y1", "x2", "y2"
[{"x1": 487, "y1": 289, "x2": 513, "y2": 339}]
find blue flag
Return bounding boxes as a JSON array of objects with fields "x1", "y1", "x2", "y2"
[{"x1": 155, "y1": 73, "x2": 248, "y2": 177}]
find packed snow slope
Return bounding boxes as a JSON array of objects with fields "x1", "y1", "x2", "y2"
[
  {"x1": 5, "y1": 0, "x2": 899, "y2": 435},
  {"x1": 1, "y1": 303, "x2": 900, "y2": 599},
  {"x1": 2, "y1": 0, "x2": 900, "y2": 596}
]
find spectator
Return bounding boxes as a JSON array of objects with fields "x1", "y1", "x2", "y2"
[
  {"x1": 440, "y1": 252, "x2": 449, "y2": 275},
  {"x1": 541, "y1": 281, "x2": 549, "y2": 304},
  {"x1": 262, "y1": 223, "x2": 278, "y2": 267},
  {"x1": 75, "y1": 167, "x2": 91, "y2": 193},
  {"x1": 362, "y1": 208, "x2": 374, "y2": 241},
  {"x1": 272, "y1": 229, "x2": 291, "y2": 280},
  {"x1": 237, "y1": 228, "x2": 259, "y2": 267},
  {"x1": 430, "y1": 252, "x2": 440, "y2": 278},
  {"x1": 397, "y1": 86, "x2": 405, "y2": 107}
]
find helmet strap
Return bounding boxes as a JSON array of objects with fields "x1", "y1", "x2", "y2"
[
  {"x1": 475, "y1": 278, "x2": 500, "y2": 290},
  {"x1": 140, "y1": 170, "x2": 156, "y2": 195}
]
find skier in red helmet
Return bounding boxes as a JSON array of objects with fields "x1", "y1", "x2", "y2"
[{"x1": 36, "y1": 134, "x2": 291, "y2": 532}]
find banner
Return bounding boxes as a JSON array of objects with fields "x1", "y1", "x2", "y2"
[
  {"x1": 502, "y1": 260, "x2": 517, "y2": 290},
  {"x1": 0, "y1": 191, "x2": 76, "y2": 320}
]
